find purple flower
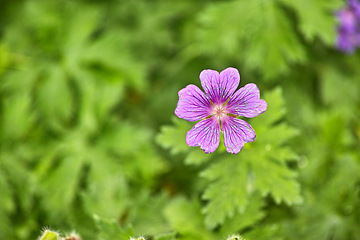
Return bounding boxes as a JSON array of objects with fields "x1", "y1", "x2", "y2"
[
  {"x1": 175, "y1": 67, "x2": 267, "y2": 154},
  {"x1": 336, "y1": 0, "x2": 360, "y2": 53}
]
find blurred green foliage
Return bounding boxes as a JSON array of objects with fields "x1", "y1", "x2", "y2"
[{"x1": 0, "y1": 0, "x2": 359, "y2": 239}]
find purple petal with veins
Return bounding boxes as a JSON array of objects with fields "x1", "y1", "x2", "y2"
[
  {"x1": 200, "y1": 67, "x2": 240, "y2": 104},
  {"x1": 227, "y1": 83, "x2": 267, "y2": 118},
  {"x1": 222, "y1": 117, "x2": 256, "y2": 154},
  {"x1": 186, "y1": 118, "x2": 220, "y2": 153},
  {"x1": 175, "y1": 84, "x2": 212, "y2": 121}
]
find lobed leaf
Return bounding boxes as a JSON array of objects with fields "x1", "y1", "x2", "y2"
[
  {"x1": 95, "y1": 215, "x2": 134, "y2": 240},
  {"x1": 201, "y1": 88, "x2": 301, "y2": 228},
  {"x1": 201, "y1": 155, "x2": 249, "y2": 229},
  {"x1": 279, "y1": 0, "x2": 343, "y2": 44},
  {"x1": 156, "y1": 118, "x2": 192, "y2": 155},
  {"x1": 164, "y1": 197, "x2": 214, "y2": 240}
]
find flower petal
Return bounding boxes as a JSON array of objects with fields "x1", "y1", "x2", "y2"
[
  {"x1": 175, "y1": 84, "x2": 212, "y2": 121},
  {"x1": 227, "y1": 83, "x2": 267, "y2": 118},
  {"x1": 199, "y1": 69, "x2": 220, "y2": 103},
  {"x1": 200, "y1": 67, "x2": 240, "y2": 104},
  {"x1": 222, "y1": 117, "x2": 256, "y2": 154},
  {"x1": 186, "y1": 118, "x2": 220, "y2": 153}
]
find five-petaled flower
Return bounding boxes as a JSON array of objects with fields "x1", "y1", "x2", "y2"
[
  {"x1": 336, "y1": 0, "x2": 360, "y2": 53},
  {"x1": 175, "y1": 67, "x2": 267, "y2": 154}
]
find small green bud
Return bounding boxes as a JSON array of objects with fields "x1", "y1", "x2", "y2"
[{"x1": 39, "y1": 230, "x2": 60, "y2": 240}]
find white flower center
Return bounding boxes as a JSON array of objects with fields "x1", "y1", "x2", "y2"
[{"x1": 212, "y1": 104, "x2": 228, "y2": 120}]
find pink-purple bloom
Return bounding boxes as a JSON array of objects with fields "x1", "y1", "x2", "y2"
[
  {"x1": 336, "y1": 0, "x2": 360, "y2": 53},
  {"x1": 175, "y1": 67, "x2": 267, "y2": 154}
]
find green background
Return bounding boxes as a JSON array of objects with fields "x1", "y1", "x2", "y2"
[{"x1": 0, "y1": 0, "x2": 359, "y2": 239}]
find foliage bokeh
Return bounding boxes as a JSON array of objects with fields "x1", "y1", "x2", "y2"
[{"x1": 0, "y1": 0, "x2": 359, "y2": 239}]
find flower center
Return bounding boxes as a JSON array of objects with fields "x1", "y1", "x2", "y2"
[{"x1": 212, "y1": 104, "x2": 228, "y2": 120}]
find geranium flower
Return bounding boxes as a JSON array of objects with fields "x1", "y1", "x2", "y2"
[
  {"x1": 336, "y1": 0, "x2": 360, "y2": 53},
  {"x1": 175, "y1": 67, "x2": 267, "y2": 154}
]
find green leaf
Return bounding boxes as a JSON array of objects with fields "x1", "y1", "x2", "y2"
[
  {"x1": 0, "y1": 160, "x2": 13, "y2": 238},
  {"x1": 125, "y1": 191, "x2": 171, "y2": 236},
  {"x1": 95, "y1": 215, "x2": 134, "y2": 240},
  {"x1": 279, "y1": 0, "x2": 343, "y2": 44},
  {"x1": 83, "y1": 30, "x2": 148, "y2": 92},
  {"x1": 248, "y1": 151, "x2": 300, "y2": 204},
  {"x1": 244, "y1": 224, "x2": 283, "y2": 240},
  {"x1": 0, "y1": 44, "x2": 9, "y2": 76},
  {"x1": 83, "y1": 161, "x2": 129, "y2": 219},
  {"x1": 251, "y1": 87, "x2": 286, "y2": 127},
  {"x1": 242, "y1": 1, "x2": 305, "y2": 79},
  {"x1": 130, "y1": 146, "x2": 168, "y2": 183},
  {"x1": 37, "y1": 151, "x2": 84, "y2": 220},
  {"x1": 249, "y1": 88, "x2": 302, "y2": 204},
  {"x1": 201, "y1": 155, "x2": 249, "y2": 229},
  {"x1": 156, "y1": 118, "x2": 213, "y2": 166},
  {"x1": 99, "y1": 121, "x2": 152, "y2": 155},
  {"x1": 164, "y1": 197, "x2": 214, "y2": 240},
  {"x1": 319, "y1": 66, "x2": 360, "y2": 120},
  {"x1": 218, "y1": 194, "x2": 265, "y2": 237},
  {"x1": 201, "y1": 88, "x2": 301, "y2": 228},
  {"x1": 37, "y1": 65, "x2": 73, "y2": 130},
  {"x1": 184, "y1": 148, "x2": 212, "y2": 166},
  {"x1": 153, "y1": 232, "x2": 177, "y2": 240},
  {"x1": 285, "y1": 111, "x2": 360, "y2": 240},
  {"x1": 156, "y1": 118, "x2": 192, "y2": 155},
  {"x1": 98, "y1": 121, "x2": 168, "y2": 185},
  {"x1": 93, "y1": 80, "x2": 124, "y2": 122},
  {"x1": 0, "y1": 148, "x2": 36, "y2": 239},
  {"x1": 193, "y1": 0, "x2": 305, "y2": 79},
  {"x1": 62, "y1": 3, "x2": 102, "y2": 69},
  {"x1": 1, "y1": 91, "x2": 34, "y2": 140}
]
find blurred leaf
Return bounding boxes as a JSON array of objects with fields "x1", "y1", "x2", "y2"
[
  {"x1": 0, "y1": 44, "x2": 9, "y2": 76},
  {"x1": 0, "y1": 148, "x2": 36, "y2": 239},
  {"x1": 244, "y1": 224, "x2": 283, "y2": 240},
  {"x1": 83, "y1": 160, "x2": 129, "y2": 219},
  {"x1": 130, "y1": 146, "x2": 168, "y2": 184},
  {"x1": 153, "y1": 232, "x2": 177, "y2": 240},
  {"x1": 100, "y1": 121, "x2": 152, "y2": 155},
  {"x1": 37, "y1": 150, "x2": 84, "y2": 219},
  {"x1": 218, "y1": 194, "x2": 265, "y2": 237},
  {"x1": 164, "y1": 197, "x2": 214, "y2": 240},
  {"x1": 36, "y1": 65, "x2": 73, "y2": 130},
  {"x1": 279, "y1": 0, "x2": 343, "y2": 44},
  {"x1": 283, "y1": 111, "x2": 360, "y2": 240},
  {"x1": 319, "y1": 66, "x2": 360, "y2": 120},
  {"x1": 125, "y1": 190, "x2": 171, "y2": 236},
  {"x1": 242, "y1": 1, "x2": 305, "y2": 79},
  {"x1": 95, "y1": 215, "x2": 134, "y2": 240},
  {"x1": 157, "y1": 118, "x2": 192, "y2": 155},
  {"x1": 0, "y1": 159, "x2": 14, "y2": 239},
  {"x1": 193, "y1": 0, "x2": 305, "y2": 79},
  {"x1": 2, "y1": 93, "x2": 34, "y2": 139},
  {"x1": 184, "y1": 148, "x2": 212, "y2": 166}
]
